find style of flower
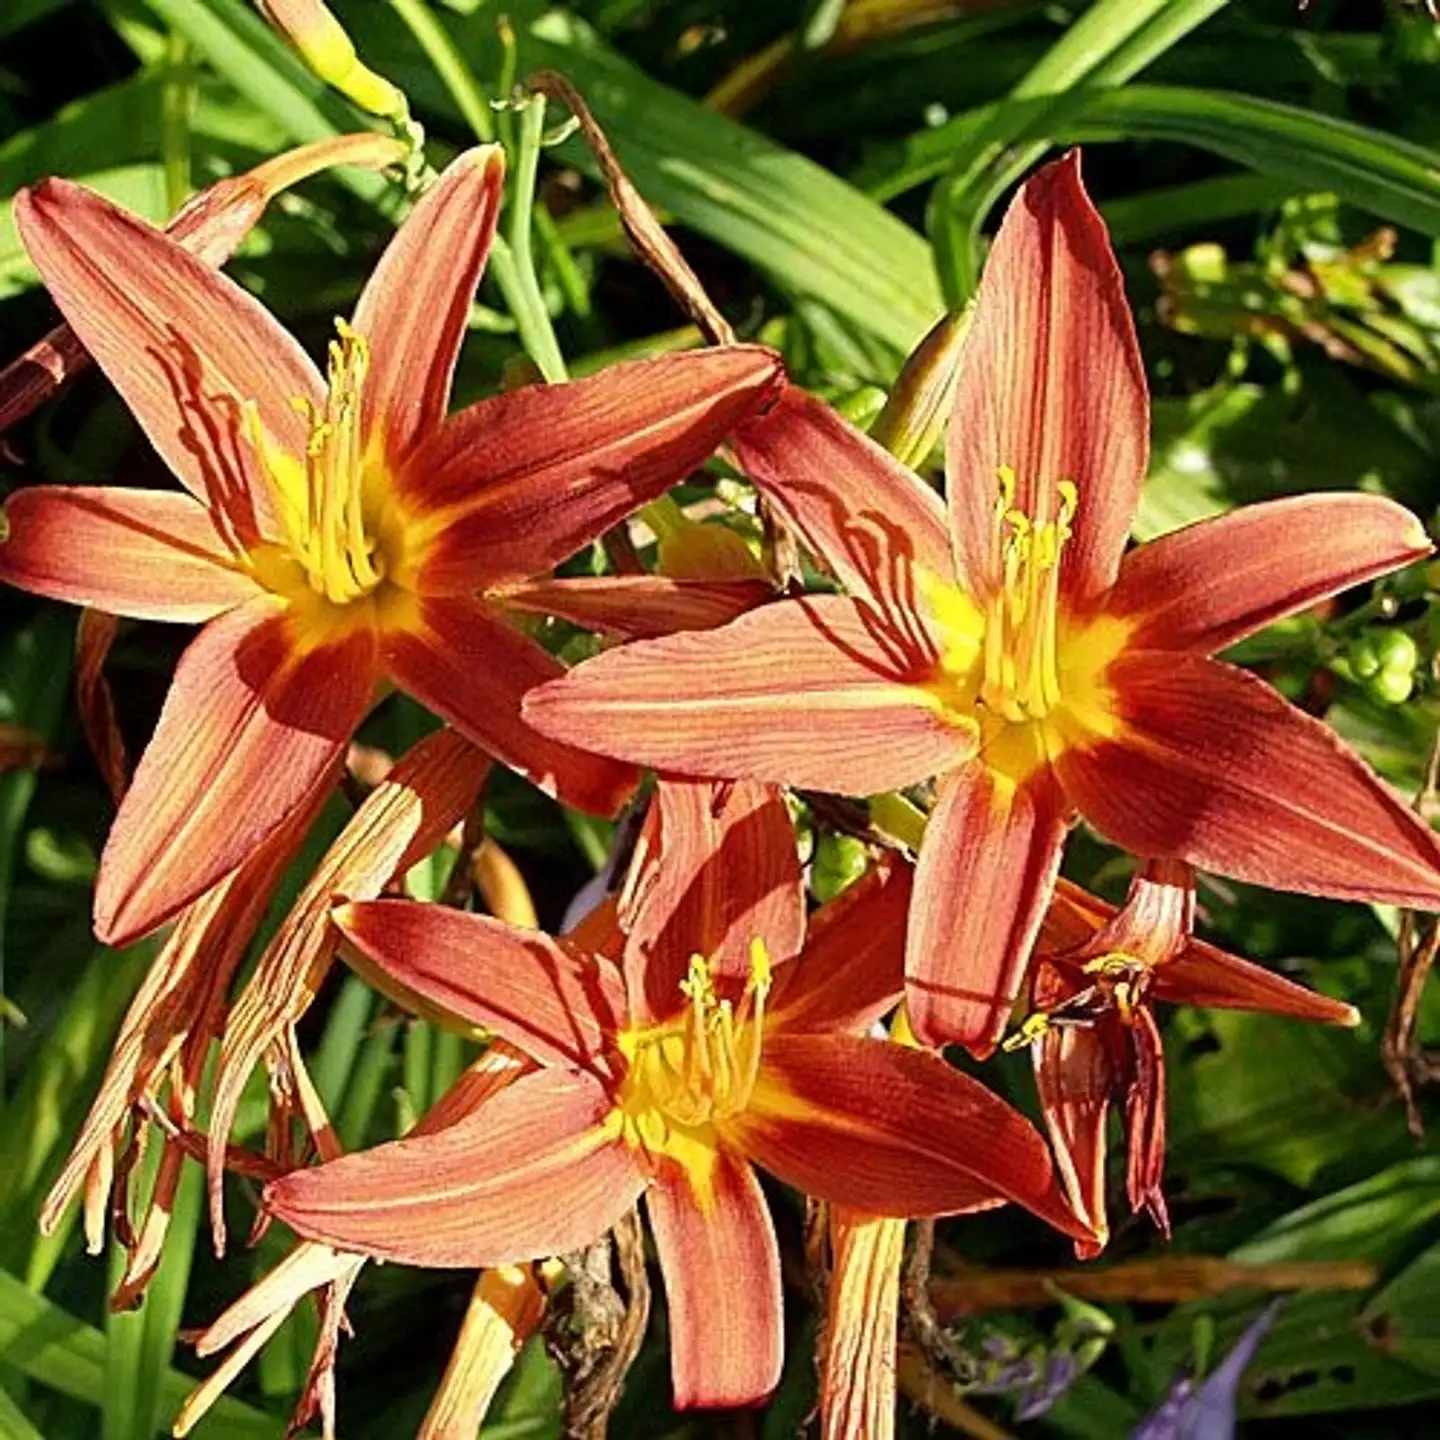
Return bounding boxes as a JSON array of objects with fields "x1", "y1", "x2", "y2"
[
  {"x1": 265, "y1": 779, "x2": 1088, "y2": 1407},
  {"x1": 1021, "y1": 862, "x2": 1359, "y2": 1256},
  {"x1": 522, "y1": 150, "x2": 1440, "y2": 1056},
  {"x1": 0, "y1": 146, "x2": 783, "y2": 943}
]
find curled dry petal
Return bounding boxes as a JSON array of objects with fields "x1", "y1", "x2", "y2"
[
  {"x1": 208, "y1": 727, "x2": 489, "y2": 1248},
  {"x1": 821, "y1": 1208, "x2": 906, "y2": 1440},
  {"x1": 419, "y1": 1265, "x2": 547, "y2": 1440},
  {"x1": 75, "y1": 609, "x2": 127, "y2": 804},
  {"x1": 41, "y1": 780, "x2": 322, "y2": 1246}
]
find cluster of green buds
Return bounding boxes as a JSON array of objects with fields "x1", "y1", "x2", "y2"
[{"x1": 1342, "y1": 627, "x2": 1421, "y2": 705}]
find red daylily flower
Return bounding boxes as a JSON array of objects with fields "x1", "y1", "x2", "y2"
[
  {"x1": 522, "y1": 150, "x2": 1440, "y2": 1055},
  {"x1": 266, "y1": 779, "x2": 1087, "y2": 1408},
  {"x1": 0, "y1": 146, "x2": 783, "y2": 943},
  {"x1": 1024, "y1": 862, "x2": 1359, "y2": 1257}
]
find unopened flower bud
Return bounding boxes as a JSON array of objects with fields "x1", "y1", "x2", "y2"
[
  {"x1": 257, "y1": 0, "x2": 406, "y2": 118},
  {"x1": 869, "y1": 308, "x2": 972, "y2": 470}
]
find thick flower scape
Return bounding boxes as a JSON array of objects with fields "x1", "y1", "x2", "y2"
[{"x1": 4, "y1": 111, "x2": 1439, "y2": 1440}]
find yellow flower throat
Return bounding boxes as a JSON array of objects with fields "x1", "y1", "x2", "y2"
[
  {"x1": 610, "y1": 942, "x2": 772, "y2": 1188},
  {"x1": 980, "y1": 465, "x2": 1077, "y2": 724},
  {"x1": 247, "y1": 320, "x2": 385, "y2": 607}
]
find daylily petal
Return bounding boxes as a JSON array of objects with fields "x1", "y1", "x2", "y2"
[
  {"x1": 500, "y1": 574, "x2": 773, "y2": 640},
  {"x1": 15, "y1": 179, "x2": 321, "y2": 536},
  {"x1": 620, "y1": 779, "x2": 803, "y2": 1021},
  {"x1": 646, "y1": 1152, "x2": 783, "y2": 1409},
  {"x1": 266, "y1": 1068, "x2": 648, "y2": 1266},
  {"x1": 334, "y1": 899, "x2": 626, "y2": 1071},
  {"x1": 1058, "y1": 651, "x2": 1440, "y2": 908},
  {"x1": 1125, "y1": 1006, "x2": 1169, "y2": 1237},
  {"x1": 524, "y1": 595, "x2": 973, "y2": 796},
  {"x1": 1152, "y1": 943, "x2": 1359, "y2": 1024},
  {"x1": 821, "y1": 1209, "x2": 905, "y2": 1440},
  {"x1": 351, "y1": 146, "x2": 505, "y2": 464},
  {"x1": 96, "y1": 596, "x2": 375, "y2": 943},
  {"x1": 383, "y1": 592, "x2": 638, "y2": 817},
  {"x1": 946, "y1": 151, "x2": 1147, "y2": 606},
  {"x1": 738, "y1": 1033, "x2": 1087, "y2": 1241},
  {"x1": 907, "y1": 762, "x2": 1070, "y2": 1056},
  {"x1": 769, "y1": 854, "x2": 911, "y2": 1035},
  {"x1": 0, "y1": 486, "x2": 261, "y2": 622},
  {"x1": 1107, "y1": 494, "x2": 1432, "y2": 655},
  {"x1": 1042, "y1": 879, "x2": 1359, "y2": 1025},
  {"x1": 732, "y1": 382, "x2": 955, "y2": 602},
  {"x1": 403, "y1": 347, "x2": 785, "y2": 592},
  {"x1": 1031, "y1": 971, "x2": 1114, "y2": 1259}
]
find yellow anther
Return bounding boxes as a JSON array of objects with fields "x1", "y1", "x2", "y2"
[
  {"x1": 246, "y1": 318, "x2": 384, "y2": 608},
  {"x1": 979, "y1": 464, "x2": 1079, "y2": 723},
  {"x1": 748, "y1": 937, "x2": 773, "y2": 995},
  {"x1": 1001, "y1": 1011, "x2": 1053, "y2": 1052},
  {"x1": 1081, "y1": 949, "x2": 1144, "y2": 977}
]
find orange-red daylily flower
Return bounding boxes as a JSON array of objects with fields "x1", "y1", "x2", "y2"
[
  {"x1": 1023, "y1": 861, "x2": 1359, "y2": 1257},
  {"x1": 265, "y1": 779, "x2": 1087, "y2": 1408},
  {"x1": 0, "y1": 147, "x2": 782, "y2": 943},
  {"x1": 523, "y1": 150, "x2": 1440, "y2": 1056}
]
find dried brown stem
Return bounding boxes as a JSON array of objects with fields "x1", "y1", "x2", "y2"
[
  {"x1": 528, "y1": 71, "x2": 734, "y2": 348},
  {"x1": 553, "y1": 1208, "x2": 651, "y2": 1439},
  {"x1": 1383, "y1": 730, "x2": 1440, "y2": 1135}
]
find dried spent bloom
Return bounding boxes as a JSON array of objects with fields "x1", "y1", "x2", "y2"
[
  {"x1": 1023, "y1": 863, "x2": 1359, "y2": 1255},
  {"x1": 0, "y1": 146, "x2": 783, "y2": 943},
  {"x1": 265, "y1": 780, "x2": 1088, "y2": 1408},
  {"x1": 523, "y1": 149, "x2": 1440, "y2": 1056}
]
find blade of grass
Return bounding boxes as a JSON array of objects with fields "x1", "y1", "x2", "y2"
[
  {"x1": 104, "y1": 1145, "x2": 204, "y2": 1440},
  {"x1": 873, "y1": 84, "x2": 1440, "y2": 242},
  {"x1": 0, "y1": 1268, "x2": 275, "y2": 1438},
  {"x1": 926, "y1": 0, "x2": 1231, "y2": 300}
]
